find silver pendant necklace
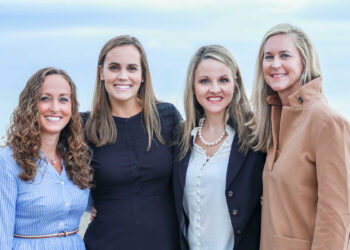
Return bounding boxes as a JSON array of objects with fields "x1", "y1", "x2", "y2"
[{"x1": 198, "y1": 117, "x2": 226, "y2": 146}]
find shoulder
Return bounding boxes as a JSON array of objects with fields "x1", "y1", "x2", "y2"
[
  {"x1": 309, "y1": 99, "x2": 350, "y2": 133},
  {"x1": 156, "y1": 102, "x2": 182, "y2": 122},
  {"x1": 156, "y1": 102, "x2": 177, "y2": 115},
  {"x1": 0, "y1": 146, "x2": 14, "y2": 161},
  {"x1": 0, "y1": 147, "x2": 20, "y2": 176},
  {"x1": 79, "y1": 111, "x2": 91, "y2": 127}
]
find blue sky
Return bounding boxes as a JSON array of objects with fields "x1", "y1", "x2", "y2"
[{"x1": 1, "y1": 0, "x2": 349, "y2": 139}]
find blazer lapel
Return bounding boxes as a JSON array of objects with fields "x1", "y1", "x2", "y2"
[
  {"x1": 178, "y1": 150, "x2": 191, "y2": 189},
  {"x1": 226, "y1": 134, "x2": 247, "y2": 187}
]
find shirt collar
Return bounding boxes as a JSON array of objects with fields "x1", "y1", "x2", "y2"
[{"x1": 267, "y1": 77, "x2": 324, "y2": 108}]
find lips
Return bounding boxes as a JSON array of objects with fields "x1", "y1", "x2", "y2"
[
  {"x1": 271, "y1": 73, "x2": 287, "y2": 78},
  {"x1": 113, "y1": 84, "x2": 131, "y2": 90},
  {"x1": 45, "y1": 116, "x2": 62, "y2": 121},
  {"x1": 207, "y1": 96, "x2": 223, "y2": 102}
]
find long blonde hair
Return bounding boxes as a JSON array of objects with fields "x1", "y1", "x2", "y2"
[
  {"x1": 250, "y1": 23, "x2": 323, "y2": 152},
  {"x1": 179, "y1": 45, "x2": 254, "y2": 159},
  {"x1": 85, "y1": 35, "x2": 164, "y2": 149}
]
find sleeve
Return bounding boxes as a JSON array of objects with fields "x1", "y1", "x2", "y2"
[
  {"x1": 0, "y1": 152, "x2": 18, "y2": 249},
  {"x1": 171, "y1": 104, "x2": 183, "y2": 142},
  {"x1": 312, "y1": 116, "x2": 350, "y2": 250}
]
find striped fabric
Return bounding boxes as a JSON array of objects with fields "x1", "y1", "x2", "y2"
[{"x1": 0, "y1": 146, "x2": 89, "y2": 250}]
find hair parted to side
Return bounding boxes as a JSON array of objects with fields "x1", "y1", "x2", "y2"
[
  {"x1": 179, "y1": 45, "x2": 255, "y2": 159},
  {"x1": 85, "y1": 35, "x2": 164, "y2": 150},
  {"x1": 249, "y1": 23, "x2": 323, "y2": 152},
  {"x1": 6, "y1": 67, "x2": 92, "y2": 189}
]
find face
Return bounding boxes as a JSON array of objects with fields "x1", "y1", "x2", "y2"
[
  {"x1": 100, "y1": 45, "x2": 143, "y2": 107},
  {"x1": 38, "y1": 74, "x2": 72, "y2": 137},
  {"x1": 263, "y1": 33, "x2": 304, "y2": 97},
  {"x1": 194, "y1": 58, "x2": 234, "y2": 117}
]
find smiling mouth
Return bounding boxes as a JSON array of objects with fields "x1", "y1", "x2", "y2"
[
  {"x1": 45, "y1": 116, "x2": 61, "y2": 121},
  {"x1": 271, "y1": 73, "x2": 287, "y2": 78},
  {"x1": 207, "y1": 97, "x2": 223, "y2": 102},
  {"x1": 113, "y1": 84, "x2": 131, "y2": 90}
]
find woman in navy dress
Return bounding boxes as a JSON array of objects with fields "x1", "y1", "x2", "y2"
[
  {"x1": 173, "y1": 45, "x2": 265, "y2": 250},
  {"x1": 83, "y1": 35, "x2": 181, "y2": 250},
  {"x1": 0, "y1": 67, "x2": 92, "y2": 250}
]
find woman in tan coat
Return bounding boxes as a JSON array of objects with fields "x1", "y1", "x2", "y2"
[{"x1": 251, "y1": 23, "x2": 350, "y2": 250}]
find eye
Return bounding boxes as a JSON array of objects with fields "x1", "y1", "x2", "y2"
[
  {"x1": 281, "y1": 53, "x2": 291, "y2": 59},
  {"x1": 264, "y1": 55, "x2": 273, "y2": 60},
  {"x1": 128, "y1": 66, "x2": 137, "y2": 71},
  {"x1": 220, "y1": 78, "x2": 229, "y2": 83},
  {"x1": 40, "y1": 96, "x2": 50, "y2": 101},
  {"x1": 199, "y1": 79, "x2": 209, "y2": 84},
  {"x1": 109, "y1": 65, "x2": 118, "y2": 71},
  {"x1": 60, "y1": 97, "x2": 70, "y2": 103}
]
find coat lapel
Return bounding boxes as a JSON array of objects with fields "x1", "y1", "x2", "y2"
[
  {"x1": 178, "y1": 150, "x2": 191, "y2": 189},
  {"x1": 226, "y1": 134, "x2": 247, "y2": 187}
]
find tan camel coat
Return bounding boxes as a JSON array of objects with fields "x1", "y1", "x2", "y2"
[{"x1": 260, "y1": 78, "x2": 350, "y2": 250}]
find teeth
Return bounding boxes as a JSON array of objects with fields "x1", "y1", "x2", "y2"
[
  {"x1": 46, "y1": 116, "x2": 60, "y2": 121},
  {"x1": 272, "y1": 74, "x2": 286, "y2": 77},
  {"x1": 116, "y1": 85, "x2": 131, "y2": 89},
  {"x1": 208, "y1": 97, "x2": 222, "y2": 101}
]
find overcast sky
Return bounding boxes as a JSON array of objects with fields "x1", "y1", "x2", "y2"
[{"x1": 1, "y1": 0, "x2": 349, "y2": 139}]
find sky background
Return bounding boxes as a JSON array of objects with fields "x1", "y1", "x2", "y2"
[{"x1": 1, "y1": 0, "x2": 349, "y2": 140}]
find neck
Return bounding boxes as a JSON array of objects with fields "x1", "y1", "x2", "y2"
[
  {"x1": 203, "y1": 112, "x2": 226, "y2": 131},
  {"x1": 277, "y1": 81, "x2": 301, "y2": 107},
  {"x1": 278, "y1": 92, "x2": 291, "y2": 106},
  {"x1": 40, "y1": 133, "x2": 59, "y2": 158},
  {"x1": 110, "y1": 98, "x2": 143, "y2": 118}
]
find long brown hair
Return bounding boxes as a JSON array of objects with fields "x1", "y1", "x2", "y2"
[
  {"x1": 85, "y1": 35, "x2": 164, "y2": 149},
  {"x1": 6, "y1": 67, "x2": 92, "y2": 189},
  {"x1": 249, "y1": 23, "x2": 323, "y2": 152},
  {"x1": 179, "y1": 45, "x2": 255, "y2": 159}
]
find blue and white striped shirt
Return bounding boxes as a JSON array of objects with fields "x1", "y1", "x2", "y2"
[{"x1": 0, "y1": 146, "x2": 89, "y2": 250}]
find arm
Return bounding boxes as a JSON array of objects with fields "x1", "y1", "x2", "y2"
[
  {"x1": 0, "y1": 152, "x2": 18, "y2": 249},
  {"x1": 312, "y1": 117, "x2": 350, "y2": 250}
]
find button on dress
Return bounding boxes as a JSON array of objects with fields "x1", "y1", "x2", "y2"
[{"x1": 83, "y1": 103, "x2": 181, "y2": 250}]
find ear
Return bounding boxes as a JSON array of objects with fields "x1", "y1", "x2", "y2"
[{"x1": 99, "y1": 65, "x2": 105, "y2": 81}]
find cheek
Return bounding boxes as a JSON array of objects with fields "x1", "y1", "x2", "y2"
[
  {"x1": 38, "y1": 103, "x2": 47, "y2": 115},
  {"x1": 262, "y1": 62, "x2": 269, "y2": 75}
]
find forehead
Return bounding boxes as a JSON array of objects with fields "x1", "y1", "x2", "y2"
[
  {"x1": 195, "y1": 58, "x2": 232, "y2": 76},
  {"x1": 105, "y1": 45, "x2": 141, "y2": 63},
  {"x1": 41, "y1": 74, "x2": 71, "y2": 94},
  {"x1": 264, "y1": 33, "x2": 298, "y2": 53}
]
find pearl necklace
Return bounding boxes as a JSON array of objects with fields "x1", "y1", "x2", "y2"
[{"x1": 198, "y1": 117, "x2": 226, "y2": 146}]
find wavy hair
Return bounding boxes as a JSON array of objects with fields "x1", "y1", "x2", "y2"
[
  {"x1": 85, "y1": 35, "x2": 164, "y2": 149},
  {"x1": 6, "y1": 67, "x2": 92, "y2": 189},
  {"x1": 249, "y1": 23, "x2": 323, "y2": 152},
  {"x1": 179, "y1": 45, "x2": 255, "y2": 159}
]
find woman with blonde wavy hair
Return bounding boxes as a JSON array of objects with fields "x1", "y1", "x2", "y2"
[
  {"x1": 0, "y1": 67, "x2": 92, "y2": 249},
  {"x1": 251, "y1": 23, "x2": 350, "y2": 250},
  {"x1": 83, "y1": 35, "x2": 181, "y2": 250},
  {"x1": 173, "y1": 45, "x2": 265, "y2": 250}
]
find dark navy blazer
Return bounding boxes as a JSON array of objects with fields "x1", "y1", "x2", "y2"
[{"x1": 173, "y1": 134, "x2": 265, "y2": 250}]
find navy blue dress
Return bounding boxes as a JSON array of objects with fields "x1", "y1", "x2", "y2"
[{"x1": 83, "y1": 103, "x2": 181, "y2": 250}]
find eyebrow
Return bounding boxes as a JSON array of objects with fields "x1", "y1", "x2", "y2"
[
  {"x1": 264, "y1": 50, "x2": 291, "y2": 55},
  {"x1": 108, "y1": 62, "x2": 139, "y2": 67},
  {"x1": 198, "y1": 74, "x2": 230, "y2": 78}
]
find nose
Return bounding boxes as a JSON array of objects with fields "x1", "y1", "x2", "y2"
[
  {"x1": 209, "y1": 81, "x2": 221, "y2": 94},
  {"x1": 272, "y1": 57, "x2": 281, "y2": 68},
  {"x1": 50, "y1": 99, "x2": 60, "y2": 112},
  {"x1": 118, "y1": 69, "x2": 128, "y2": 81}
]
